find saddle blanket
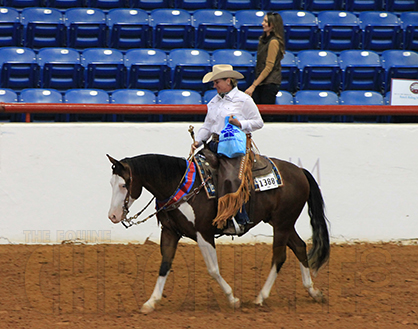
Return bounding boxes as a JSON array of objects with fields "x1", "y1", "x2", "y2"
[{"x1": 194, "y1": 155, "x2": 283, "y2": 199}]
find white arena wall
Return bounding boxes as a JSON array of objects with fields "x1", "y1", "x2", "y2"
[{"x1": 0, "y1": 122, "x2": 417, "y2": 245}]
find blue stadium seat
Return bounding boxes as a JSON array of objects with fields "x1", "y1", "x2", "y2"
[
  {"x1": 158, "y1": 89, "x2": 202, "y2": 104},
  {"x1": 381, "y1": 50, "x2": 418, "y2": 93},
  {"x1": 87, "y1": 0, "x2": 126, "y2": 9},
  {"x1": 260, "y1": 0, "x2": 302, "y2": 10},
  {"x1": 340, "y1": 90, "x2": 383, "y2": 105},
  {"x1": 37, "y1": 47, "x2": 83, "y2": 90},
  {"x1": 111, "y1": 89, "x2": 156, "y2": 104},
  {"x1": 64, "y1": 8, "x2": 107, "y2": 49},
  {"x1": 21, "y1": 8, "x2": 65, "y2": 49},
  {"x1": 211, "y1": 49, "x2": 254, "y2": 90},
  {"x1": 124, "y1": 48, "x2": 170, "y2": 90},
  {"x1": 19, "y1": 88, "x2": 63, "y2": 103},
  {"x1": 294, "y1": 90, "x2": 340, "y2": 122},
  {"x1": 64, "y1": 88, "x2": 111, "y2": 121},
  {"x1": 304, "y1": 0, "x2": 343, "y2": 11},
  {"x1": 401, "y1": 12, "x2": 418, "y2": 52},
  {"x1": 339, "y1": 50, "x2": 383, "y2": 92},
  {"x1": 45, "y1": 0, "x2": 84, "y2": 9},
  {"x1": 64, "y1": 88, "x2": 109, "y2": 103},
  {"x1": 280, "y1": 50, "x2": 299, "y2": 92},
  {"x1": 3, "y1": 0, "x2": 42, "y2": 8},
  {"x1": 280, "y1": 10, "x2": 320, "y2": 52},
  {"x1": 217, "y1": 0, "x2": 258, "y2": 10},
  {"x1": 174, "y1": 0, "x2": 214, "y2": 10},
  {"x1": 0, "y1": 47, "x2": 39, "y2": 90},
  {"x1": 297, "y1": 50, "x2": 341, "y2": 92},
  {"x1": 275, "y1": 90, "x2": 294, "y2": 104},
  {"x1": 344, "y1": 0, "x2": 383, "y2": 11},
  {"x1": 107, "y1": 9, "x2": 150, "y2": 50},
  {"x1": 168, "y1": 48, "x2": 211, "y2": 90},
  {"x1": 0, "y1": 8, "x2": 22, "y2": 47},
  {"x1": 359, "y1": 12, "x2": 402, "y2": 52},
  {"x1": 19, "y1": 88, "x2": 66, "y2": 121},
  {"x1": 318, "y1": 11, "x2": 361, "y2": 51},
  {"x1": 149, "y1": 9, "x2": 193, "y2": 49},
  {"x1": 81, "y1": 48, "x2": 125, "y2": 90},
  {"x1": 192, "y1": 9, "x2": 236, "y2": 50},
  {"x1": 0, "y1": 88, "x2": 18, "y2": 102},
  {"x1": 0, "y1": 88, "x2": 20, "y2": 121},
  {"x1": 385, "y1": 0, "x2": 417, "y2": 12},
  {"x1": 129, "y1": 0, "x2": 169, "y2": 10},
  {"x1": 340, "y1": 90, "x2": 387, "y2": 122},
  {"x1": 294, "y1": 90, "x2": 339, "y2": 104},
  {"x1": 234, "y1": 10, "x2": 266, "y2": 51},
  {"x1": 203, "y1": 89, "x2": 217, "y2": 103},
  {"x1": 111, "y1": 89, "x2": 157, "y2": 122}
]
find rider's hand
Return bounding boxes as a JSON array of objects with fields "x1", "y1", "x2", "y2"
[
  {"x1": 190, "y1": 141, "x2": 199, "y2": 155},
  {"x1": 229, "y1": 116, "x2": 242, "y2": 128}
]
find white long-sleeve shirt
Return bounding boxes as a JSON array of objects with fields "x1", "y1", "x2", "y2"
[{"x1": 196, "y1": 87, "x2": 264, "y2": 145}]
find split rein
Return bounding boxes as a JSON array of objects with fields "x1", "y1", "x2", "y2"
[{"x1": 121, "y1": 126, "x2": 206, "y2": 229}]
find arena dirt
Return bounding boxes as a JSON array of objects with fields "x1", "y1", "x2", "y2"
[{"x1": 0, "y1": 242, "x2": 416, "y2": 328}]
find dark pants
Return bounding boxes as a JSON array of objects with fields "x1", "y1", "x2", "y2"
[{"x1": 252, "y1": 83, "x2": 280, "y2": 105}]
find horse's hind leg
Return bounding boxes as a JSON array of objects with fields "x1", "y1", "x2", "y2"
[
  {"x1": 287, "y1": 229, "x2": 324, "y2": 302},
  {"x1": 197, "y1": 232, "x2": 241, "y2": 309},
  {"x1": 141, "y1": 228, "x2": 180, "y2": 314},
  {"x1": 255, "y1": 229, "x2": 288, "y2": 306}
]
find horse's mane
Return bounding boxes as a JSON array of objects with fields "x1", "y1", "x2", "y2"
[{"x1": 122, "y1": 154, "x2": 187, "y2": 181}]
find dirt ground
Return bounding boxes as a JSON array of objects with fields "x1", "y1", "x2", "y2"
[{"x1": 0, "y1": 241, "x2": 417, "y2": 329}]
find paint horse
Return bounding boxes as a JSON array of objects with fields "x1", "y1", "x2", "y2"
[{"x1": 107, "y1": 153, "x2": 330, "y2": 313}]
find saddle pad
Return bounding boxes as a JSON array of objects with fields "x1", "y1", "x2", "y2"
[
  {"x1": 156, "y1": 160, "x2": 197, "y2": 208},
  {"x1": 194, "y1": 155, "x2": 216, "y2": 199},
  {"x1": 253, "y1": 157, "x2": 283, "y2": 192}
]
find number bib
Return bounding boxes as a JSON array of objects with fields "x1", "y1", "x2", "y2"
[{"x1": 254, "y1": 172, "x2": 279, "y2": 191}]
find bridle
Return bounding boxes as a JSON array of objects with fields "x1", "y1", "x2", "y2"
[{"x1": 119, "y1": 154, "x2": 210, "y2": 229}]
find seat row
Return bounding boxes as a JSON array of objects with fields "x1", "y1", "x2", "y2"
[
  {"x1": 1, "y1": 8, "x2": 417, "y2": 52},
  {"x1": 1, "y1": 0, "x2": 416, "y2": 12},
  {"x1": 0, "y1": 47, "x2": 417, "y2": 94},
  {"x1": 0, "y1": 88, "x2": 394, "y2": 123}
]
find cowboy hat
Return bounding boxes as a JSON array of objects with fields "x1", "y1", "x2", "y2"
[{"x1": 202, "y1": 64, "x2": 244, "y2": 83}]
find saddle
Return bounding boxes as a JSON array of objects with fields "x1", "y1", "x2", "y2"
[{"x1": 194, "y1": 148, "x2": 282, "y2": 199}]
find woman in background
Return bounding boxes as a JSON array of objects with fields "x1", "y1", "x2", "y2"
[{"x1": 245, "y1": 12, "x2": 286, "y2": 104}]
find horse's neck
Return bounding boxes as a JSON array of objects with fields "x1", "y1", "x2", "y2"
[{"x1": 131, "y1": 155, "x2": 187, "y2": 200}]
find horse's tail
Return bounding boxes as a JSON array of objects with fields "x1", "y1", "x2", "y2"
[{"x1": 303, "y1": 169, "x2": 330, "y2": 276}]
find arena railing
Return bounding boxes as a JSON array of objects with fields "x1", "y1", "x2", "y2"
[{"x1": 0, "y1": 103, "x2": 417, "y2": 123}]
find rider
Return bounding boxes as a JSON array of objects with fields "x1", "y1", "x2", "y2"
[{"x1": 191, "y1": 64, "x2": 264, "y2": 234}]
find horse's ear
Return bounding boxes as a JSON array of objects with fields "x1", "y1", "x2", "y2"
[{"x1": 107, "y1": 154, "x2": 121, "y2": 167}]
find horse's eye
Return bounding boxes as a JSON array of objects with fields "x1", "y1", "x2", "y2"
[{"x1": 122, "y1": 184, "x2": 127, "y2": 189}]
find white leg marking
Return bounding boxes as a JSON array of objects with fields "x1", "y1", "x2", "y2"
[
  {"x1": 141, "y1": 274, "x2": 169, "y2": 314},
  {"x1": 254, "y1": 264, "x2": 277, "y2": 306},
  {"x1": 299, "y1": 262, "x2": 323, "y2": 302},
  {"x1": 197, "y1": 232, "x2": 240, "y2": 309},
  {"x1": 178, "y1": 202, "x2": 195, "y2": 225}
]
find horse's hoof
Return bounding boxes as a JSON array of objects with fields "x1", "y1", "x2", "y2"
[
  {"x1": 253, "y1": 296, "x2": 263, "y2": 306},
  {"x1": 231, "y1": 298, "x2": 241, "y2": 309},
  {"x1": 309, "y1": 289, "x2": 324, "y2": 303},
  {"x1": 140, "y1": 303, "x2": 155, "y2": 314}
]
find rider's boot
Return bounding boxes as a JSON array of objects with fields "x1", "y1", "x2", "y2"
[{"x1": 223, "y1": 205, "x2": 250, "y2": 235}]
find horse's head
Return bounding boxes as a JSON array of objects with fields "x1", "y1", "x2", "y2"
[{"x1": 107, "y1": 154, "x2": 141, "y2": 223}]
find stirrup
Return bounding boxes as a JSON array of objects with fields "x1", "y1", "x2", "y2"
[{"x1": 223, "y1": 217, "x2": 245, "y2": 235}]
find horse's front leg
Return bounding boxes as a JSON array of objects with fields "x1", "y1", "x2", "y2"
[
  {"x1": 255, "y1": 229, "x2": 288, "y2": 306},
  {"x1": 197, "y1": 232, "x2": 241, "y2": 309},
  {"x1": 141, "y1": 227, "x2": 180, "y2": 314}
]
